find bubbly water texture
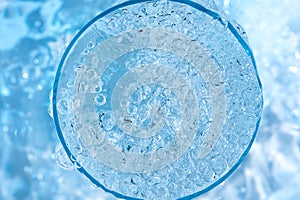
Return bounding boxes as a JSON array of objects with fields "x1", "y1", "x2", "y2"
[
  {"x1": 53, "y1": 1, "x2": 262, "y2": 198},
  {"x1": 0, "y1": 0, "x2": 299, "y2": 200}
]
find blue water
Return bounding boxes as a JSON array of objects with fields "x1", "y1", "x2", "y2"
[{"x1": 0, "y1": 0, "x2": 299, "y2": 200}]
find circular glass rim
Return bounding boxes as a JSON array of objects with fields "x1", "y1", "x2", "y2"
[{"x1": 52, "y1": 0, "x2": 263, "y2": 199}]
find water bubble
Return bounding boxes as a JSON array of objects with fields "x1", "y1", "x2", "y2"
[
  {"x1": 93, "y1": 93, "x2": 106, "y2": 106},
  {"x1": 73, "y1": 98, "x2": 81, "y2": 108},
  {"x1": 70, "y1": 154, "x2": 82, "y2": 169},
  {"x1": 77, "y1": 64, "x2": 87, "y2": 71},
  {"x1": 127, "y1": 104, "x2": 137, "y2": 114},
  {"x1": 101, "y1": 113, "x2": 115, "y2": 131},
  {"x1": 66, "y1": 79, "x2": 75, "y2": 88},
  {"x1": 73, "y1": 142, "x2": 83, "y2": 156},
  {"x1": 90, "y1": 84, "x2": 102, "y2": 93},
  {"x1": 22, "y1": 72, "x2": 28, "y2": 79},
  {"x1": 81, "y1": 48, "x2": 89, "y2": 55},
  {"x1": 86, "y1": 70, "x2": 97, "y2": 80},
  {"x1": 121, "y1": 118, "x2": 135, "y2": 133},
  {"x1": 74, "y1": 161, "x2": 82, "y2": 169},
  {"x1": 90, "y1": 80, "x2": 103, "y2": 93},
  {"x1": 94, "y1": 131, "x2": 105, "y2": 147},
  {"x1": 120, "y1": 99, "x2": 129, "y2": 107},
  {"x1": 55, "y1": 144, "x2": 74, "y2": 171},
  {"x1": 0, "y1": 76, "x2": 10, "y2": 96},
  {"x1": 78, "y1": 82, "x2": 89, "y2": 93},
  {"x1": 57, "y1": 100, "x2": 69, "y2": 115},
  {"x1": 2, "y1": 126, "x2": 9, "y2": 133},
  {"x1": 87, "y1": 41, "x2": 95, "y2": 49},
  {"x1": 131, "y1": 91, "x2": 140, "y2": 102},
  {"x1": 80, "y1": 128, "x2": 94, "y2": 147},
  {"x1": 218, "y1": 16, "x2": 229, "y2": 28},
  {"x1": 29, "y1": 45, "x2": 50, "y2": 67}
]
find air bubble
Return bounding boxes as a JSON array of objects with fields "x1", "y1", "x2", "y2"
[
  {"x1": 219, "y1": 16, "x2": 229, "y2": 28},
  {"x1": 87, "y1": 41, "x2": 95, "y2": 49},
  {"x1": 66, "y1": 79, "x2": 75, "y2": 88},
  {"x1": 90, "y1": 80, "x2": 103, "y2": 93},
  {"x1": 86, "y1": 70, "x2": 97, "y2": 80},
  {"x1": 80, "y1": 128, "x2": 94, "y2": 147},
  {"x1": 128, "y1": 104, "x2": 138, "y2": 114},
  {"x1": 120, "y1": 99, "x2": 129, "y2": 107},
  {"x1": 90, "y1": 85, "x2": 102, "y2": 93},
  {"x1": 55, "y1": 144, "x2": 74, "y2": 171},
  {"x1": 101, "y1": 113, "x2": 116, "y2": 131},
  {"x1": 22, "y1": 72, "x2": 28, "y2": 79},
  {"x1": 70, "y1": 154, "x2": 82, "y2": 168},
  {"x1": 57, "y1": 100, "x2": 69, "y2": 115},
  {"x1": 81, "y1": 48, "x2": 89, "y2": 55},
  {"x1": 78, "y1": 82, "x2": 89, "y2": 93},
  {"x1": 121, "y1": 119, "x2": 135, "y2": 133},
  {"x1": 131, "y1": 91, "x2": 140, "y2": 102},
  {"x1": 29, "y1": 45, "x2": 50, "y2": 67},
  {"x1": 93, "y1": 93, "x2": 106, "y2": 106},
  {"x1": 73, "y1": 99, "x2": 81, "y2": 108},
  {"x1": 94, "y1": 131, "x2": 105, "y2": 146},
  {"x1": 73, "y1": 142, "x2": 83, "y2": 156},
  {"x1": 74, "y1": 161, "x2": 82, "y2": 168}
]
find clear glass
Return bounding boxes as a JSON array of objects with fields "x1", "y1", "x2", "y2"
[{"x1": 53, "y1": 0, "x2": 262, "y2": 199}]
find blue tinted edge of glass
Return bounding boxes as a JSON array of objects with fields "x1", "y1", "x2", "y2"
[{"x1": 52, "y1": 0, "x2": 263, "y2": 199}]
